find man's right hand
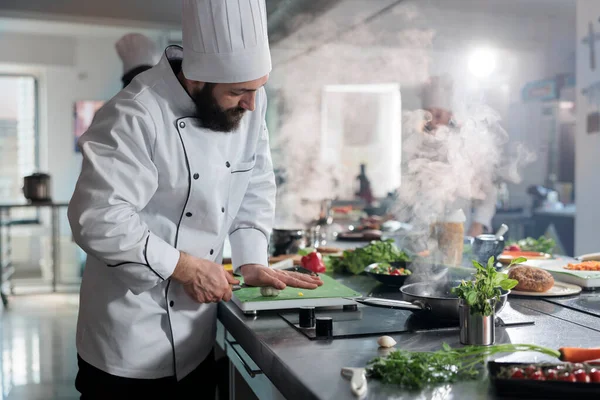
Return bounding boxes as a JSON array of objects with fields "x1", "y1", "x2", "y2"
[{"x1": 171, "y1": 252, "x2": 239, "y2": 303}]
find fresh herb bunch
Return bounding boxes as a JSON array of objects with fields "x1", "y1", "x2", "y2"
[
  {"x1": 328, "y1": 239, "x2": 410, "y2": 275},
  {"x1": 366, "y1": 343, "x2": 561, "y2": 390},
  {"x1": 451, "y1": 256, "x2": 525, "y2": 316},
  {"x1": 507, "y1": 236, "x2": 555, "y2": 254}
]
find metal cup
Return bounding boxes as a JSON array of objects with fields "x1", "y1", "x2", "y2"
[{"x1": 459, "y1": 298, "x2": 495, "y2": 346}]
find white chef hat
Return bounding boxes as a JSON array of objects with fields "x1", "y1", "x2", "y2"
[
  {"x1": 115, "y1": 33, "x2": 159, "y2": 74},
  {"x1": 182, "y1": 0, "x2": 272, "y2": 83},
  {"x1": 421, "y1": 75, "x2": 454, "y2": 111}
]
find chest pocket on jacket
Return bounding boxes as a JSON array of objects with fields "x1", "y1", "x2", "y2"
[{"x1": 227, "y1": 155, "x2": 256, "y2": 219}]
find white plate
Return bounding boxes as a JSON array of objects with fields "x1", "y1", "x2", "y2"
[
  {"x1": 509, "y1": 281, "x2": 582, "y2": 297},
  {"x1": 521, "y1": 256, "x2": 600, "y2": 288}
]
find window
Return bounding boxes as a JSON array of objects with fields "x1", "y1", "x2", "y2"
[{"x1": 0, "y1": 75, "x2": 38, "y2": 219}]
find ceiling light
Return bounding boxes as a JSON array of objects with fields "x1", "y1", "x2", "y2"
[{"x1": 468, "y1": 47, "x2": 497, "y2": 79}]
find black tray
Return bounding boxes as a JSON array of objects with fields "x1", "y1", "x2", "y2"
[{"x1": 488, "y1": 361, "x2": 600, "y2": 399}]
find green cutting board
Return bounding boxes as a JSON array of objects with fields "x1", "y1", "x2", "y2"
[{"x1": 231, "y1": 274, "x2": 362, "y2": 313}]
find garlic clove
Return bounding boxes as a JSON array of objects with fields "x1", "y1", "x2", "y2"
[
  {"x1": 260, "y1": 286, "x2": 281, "y2": 297},
  {"x1": 377, "y1": 335, "x2": 397, "y2": 348}
]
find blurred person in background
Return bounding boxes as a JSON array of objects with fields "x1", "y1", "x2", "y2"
[
  {"x1": 420, "y1": 74, "x2": 497, "y2": 237},
  {"x1": 115, "y1": 33, "x2": 160, "y2": 88}
]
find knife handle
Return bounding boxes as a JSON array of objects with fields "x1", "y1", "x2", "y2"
[{"x1": 578, "y1": 252, "x2": 600, "y2": 261}]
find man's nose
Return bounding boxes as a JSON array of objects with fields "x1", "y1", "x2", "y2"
[{"x1": 239, "y1": 92, "x2": 256, "y2": 111}]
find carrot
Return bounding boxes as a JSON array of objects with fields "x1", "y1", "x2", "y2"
[{"x1": 559, "y1": 347, "x2": 600, "y2": 363}]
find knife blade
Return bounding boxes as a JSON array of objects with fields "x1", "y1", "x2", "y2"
[
  {"x1": 231, "y1": 283, "x2": 253, "y2": 291},
  {"x1": 283, "y1": 265, "x2": 318, "y2": 276}
]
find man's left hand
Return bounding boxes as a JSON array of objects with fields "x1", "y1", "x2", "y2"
[{"x1": 239, "y1": 264, "x2": 323, "y2": 290}]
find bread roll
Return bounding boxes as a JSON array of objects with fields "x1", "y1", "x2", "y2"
[{"x1": 508, "y1": 265, "x2": 554, "y2": 293}]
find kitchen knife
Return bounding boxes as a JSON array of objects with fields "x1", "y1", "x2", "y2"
[
  {"x1": 283, "y1": 265, "x2": 319, "y2": 276},
  {"x1": 231, "y1": 283, "x2": 253, "y2": 291},
  {"x1": 341, "y1": 367, "x2": 367, "y2": 398}
]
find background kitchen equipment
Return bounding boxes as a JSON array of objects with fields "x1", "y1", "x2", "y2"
[
  {"x1": 22, "y1": 172, "x2": 52, "y2": 202},
  {"x1": 471, "y1": 234, "x2": 506, "y2": 267},
  {"x1": 270, "y1": 228, "x2": 306, "y2": 256}
]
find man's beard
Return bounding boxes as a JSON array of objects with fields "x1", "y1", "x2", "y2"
[{"x1": 192, "y1": 83, "x2": 245, "y2": 132}]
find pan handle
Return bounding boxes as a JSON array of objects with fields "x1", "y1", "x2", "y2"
[{"x1": 350, "y1": 297, "x2": 428, "y2": 311}]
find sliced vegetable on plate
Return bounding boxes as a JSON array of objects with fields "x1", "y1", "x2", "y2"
[
  {"x1": 505, "y1": 236, "x2": 556, "y2": 254},
  {"x1": 565, "y1": 261, "x2": 600, "y2": 271},
  {"x1": 369, "y1": 262, "x2": 411, "y2": 276}
]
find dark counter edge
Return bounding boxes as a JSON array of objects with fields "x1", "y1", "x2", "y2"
[{"x1": 218, "y1": 302, "x2": 321, "y2": 400}]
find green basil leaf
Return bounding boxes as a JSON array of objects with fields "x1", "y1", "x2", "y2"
[
  {"x1": 510, "y1": 257, "x2": 527, "y2": 266},
  {"x1": 467, "y1": 291, "x2": 477, "y2": 305},
  {"x1": 500, "y1": 278, "x2": 519, "y2": 290}
]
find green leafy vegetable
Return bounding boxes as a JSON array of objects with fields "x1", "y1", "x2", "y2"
[
  {"x1": 329, "y1": 239, "x2": 411, "y2": 275},
  {"x1": 508, "y1": 236, "x2": 556, "y2": 254},
  {"x1": 451, "y1": 256, "x2": 525, "y2": 316},
  {"x1": 366, "y1": 343, "x2": 561, "y2": 390},
  {"x1": 297, "y1": 248, "x2": 314, "y2": 257}
]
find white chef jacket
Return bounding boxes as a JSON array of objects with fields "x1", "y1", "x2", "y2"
[
  {"x1": 68, "y1": 45, "x2": 276, "y2": 380},
  {"x1": 451, "y1": 187, "x2": 498, "y2": 233}
]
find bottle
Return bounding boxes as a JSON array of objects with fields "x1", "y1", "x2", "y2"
[
  {"x1": 430, "y1": 208, "x2": 466, "y2": 267},
  {"x1": 355, "y1": 163, "x2": 374, "y2": 205}
]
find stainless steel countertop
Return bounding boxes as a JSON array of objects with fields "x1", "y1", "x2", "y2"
[{"x1": 218, "y1": 274, "x2": 600, "y2": 400}]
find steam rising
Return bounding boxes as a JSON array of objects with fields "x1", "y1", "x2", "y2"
[
  {"x1": 268, "y1": 2, "x2": 535, "y2": 234},
  {"x1": 270, "y1": 9, "x2": 434, "y2": 228},
  {"x1": 394, "y1": 105, "x2": 535, "y2": 233}
]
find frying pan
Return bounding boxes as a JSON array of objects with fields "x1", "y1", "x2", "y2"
[{"x1": 351, "y1": 280, "x2": 509, "y2": 320}]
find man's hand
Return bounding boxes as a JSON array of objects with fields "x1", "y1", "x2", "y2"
[
  {"x1": 468, "y1": 222, "x2": 485, "y2": 237},
  {"x1": 171, "y1": 252, "x2": 239, "y2": 303},
  {"x1": 239, "y1": 264, "x2": 323, "y2": 290}
]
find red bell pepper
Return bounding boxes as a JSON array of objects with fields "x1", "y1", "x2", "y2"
[{"x1": 301, "y1": 251, "x2": 326, "y2": 273}]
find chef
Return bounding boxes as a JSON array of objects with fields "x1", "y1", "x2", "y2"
[
  {"x1": 115, "y1": 33, "x2": 160, "y2": 88},
  {"x1": 68, "y1": 0, "x2": 322, "y2": 397},
  {"x1": 420, "y1": 75, "x2": 497, "y2": 237}
]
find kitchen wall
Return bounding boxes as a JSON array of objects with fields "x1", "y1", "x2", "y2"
[
  {"x1": 0, "y1": 25, "x2": 173, "y2": 202},
  {"x1": 575, "y1": 0, "x2": 600, "y2": 255},
  {"x1": 0, "y1": 19, "x2": 175, "y2": 280}
]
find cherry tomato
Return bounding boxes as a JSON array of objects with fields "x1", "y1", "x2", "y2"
[
  {"x1": 506, "y1": 244, "x2": 521, "y2": 252},
  {"x1": 573, "y1": 369, "x2": 590, "y2": 383},
  {"x1": 589, "y1": 369, "x2": 600, "y2": 383},
  {"x1": 510, "y1": 368, "x2": 525, "y2": 379},
  {"x1": 390, "y1": 269, "x2": 402, "y2": 276},
  {"x1": 530, "y1": 371, "x2": 545, "y2": 380},
  {"x1": 524, "y1": 365, "x2": 538, "y2": 377},
  {"x1": 559, "y1": 372, "x2": 577, "y2": 382},
  {"x1": 545, "y1": 369, "x2": 558, "y2": 381}
]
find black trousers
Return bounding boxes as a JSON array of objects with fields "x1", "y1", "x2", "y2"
[{"x1": 75, "y1": 350, "x2": 217, "y2": 399}]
